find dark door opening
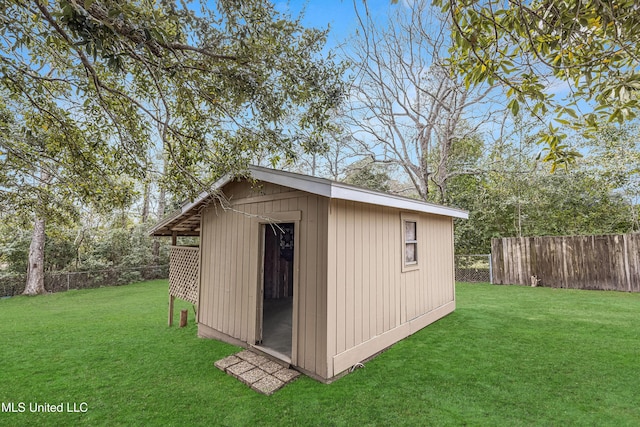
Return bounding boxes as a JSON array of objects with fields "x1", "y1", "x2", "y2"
[{"x1": 259, "y1": 223, "x2": 294, "y2": 358}]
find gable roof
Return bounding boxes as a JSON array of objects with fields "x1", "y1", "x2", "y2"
[{"x1": 149, "y1": 165, "x2": 468, "y2": 236}]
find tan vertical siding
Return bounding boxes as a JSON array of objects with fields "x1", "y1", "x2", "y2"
[
  {"x1": 335, "y1": 199, "x2": 346, "y2": 354},
  {"x1": 222, "y1": 208, "x2": 232, "y2": 334},
  {"x1": 315, "y1": 196, "x2": 329, "y2": 377},
  {"x1": 297, "y1": 197, "x2": 308, "y2": 366},
  {"x1": 326, "y1": 201, "x2": 455, "y2": 377},
  {"x1": 247, "y1": 202, "x2": 260, "y2": 342},
  {"x1": 361, "y1": 204, "x2": 371, "y2": 342},
  {"x1": 404, "y1": 214, "x2": 455, "y2": 317},
  {"x1": 325, "y1": 200, "x2": 337, "y2": 377},
  {"x1": 374, "y1": 205, "x2": 384, "y2": 336},
  {"x1": 212, "y1": 205, "x2": 221, "y2": 328},
  {"x1": 198, "y1": 180, "x2": 328, "y2": 378},
  {"x1": 223, "y1": 180, "x2": 293, "y2": 199},
  {"x1": 239, "y1": 203, "x2": 249, "y2": 342},
  {"x1": 301, "y1": 195, "x2": 315, "y2": 370},
  {"x1": 230, "y1": 205, "x2": 240, "y2": 337},
  {"x1": 197, "y1": 213, "x2": 210, "y2": 324},
  {"x1": 367, "y1": 205, "x2": 376, "y2": 340},
  {"x1": 198, "y1": 178, "x2": 455, "y2": 380},
  {"x1": 344, "y1": 201, "x2": 355, "y2": 351},
  {"x1": 381, "y1": 208, "x2": 390, "y2": 333},
  {"x1": 353, "y1": 203, "x2": 363, "y2": 346}
]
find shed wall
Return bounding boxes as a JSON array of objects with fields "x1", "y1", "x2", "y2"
[
  {"x1": 198, "y1": 181, "x2": 329, "y2": 377},
  {"x1": 326, "y1": 199, "x2": 455, "y2": 377}
]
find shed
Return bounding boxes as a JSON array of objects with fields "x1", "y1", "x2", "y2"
[{"x1": 150, "y1": 166, "x2": 468, "y2": 381}]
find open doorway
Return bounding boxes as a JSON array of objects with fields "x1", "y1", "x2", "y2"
[{"x1": 258, "y1": 222, "x2": 294, "y2": 359}]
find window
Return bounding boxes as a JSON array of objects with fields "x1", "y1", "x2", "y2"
[
  {"x1": 401, "y1": 214, "x2": 419, "y2": 272},
  {"x1": 405, "y1": 221, "x2": 417, "y2": 264}
]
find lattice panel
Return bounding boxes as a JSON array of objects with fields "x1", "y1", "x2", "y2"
[{"x1": 169, "y1": 246, "x2": 200, "y2": 304}]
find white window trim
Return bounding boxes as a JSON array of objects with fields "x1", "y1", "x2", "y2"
[{"x1": 401, "y1": 213, "x2": 420, "y2": 273}]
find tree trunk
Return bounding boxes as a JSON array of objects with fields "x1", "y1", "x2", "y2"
[
  {"x1": 24, "y1": 166, "x2": 50, "y2": 296},
  {"x1": 152, "y1": 157, "x2": 167, "y2": 264},
  {"x1": 311, "y1": 153, "x2": 317, "y2": 176},
  {"x1": 141, "y1": 179, "x2": 151, "y2": 223},
  {"x1": 435, "y1": 137, "x2": 452, "y2": 204},
  {"x1": 157, "y1": 184, "x2": 166, "y2": 221},
  {"x1": 24, "y1": 215, "x2": 46, "y2": 295}
]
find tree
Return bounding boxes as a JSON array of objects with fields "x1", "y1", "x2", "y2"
[
  {"x1": 448, "y1": 124, "x2": 636, "y2": 254},
  {"x1": 285, "y1": 110, "x2": 361, "y2": 180},
  {"x1": 343, "y1": 158, "x2": 391, "y2": 192},
  {"x1": 2, "y1": 0, "x2": 344, "y2": 195},
  {"x1": 0, "y1": 96, "x2": 138, "y2": 294},
  {"x1": 434, "y1": 0, "x2": 640, "y2": 167},
  {"x1": 1, "y1": 0, "x2": 344, "y2": 294},
  {"x1": 581, "y1": 123, "x2": 640, "y2": 230},
  {"x1": 346, "y1": 0, "x2": 498, "y2": 203}
]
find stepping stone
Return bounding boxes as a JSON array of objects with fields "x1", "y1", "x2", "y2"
[
  {"x1": 236, "y1": 350, "x2": 270, "y2": 366},
  {"x1": 273, "y1": 368, "x2": 300, "y2": 383},
  {"x1": 214, "y1": 355, "x2": 241, "y2": 371},
  {"x1": 226, "y1": 360, "x2": 255, "y2": 377},
  {"x1": 238, "y1": 367, "x2": 268, "y2": 385},
  {"x1": 259, "y1": 360, "x2": 284, "y2": 374},
  {"x1": 251, "y1": 375, "x2": 285, "y2": 395},
  {"x1": 213, "y1": 350, "x2": 302, "y2": 395}
]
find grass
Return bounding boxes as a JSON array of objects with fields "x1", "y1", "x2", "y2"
[{"x1": 1, "y1": 281, "x2": 639, "y2": 426}]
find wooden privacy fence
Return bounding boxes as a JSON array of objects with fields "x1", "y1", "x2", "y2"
[
  {"x1": 491, "y1": 234, "x2": 640, "y2": 292},
  {"x1": 168, "y1": 246, "x2": 200, "y2": 325}
]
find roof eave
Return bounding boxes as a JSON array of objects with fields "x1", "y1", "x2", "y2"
[
  {"x1": 148, "y1": 165, "x2": 469, "y2": 237},
  {"x1": 148, "y1": 173, "x2": 234, "y2": 236},
  {"x1": 329, "y1": 182, "x2": 469, "y2": 219},
  {"x1": 248, "y1": 165, "x2": 468, "y2": 218}
]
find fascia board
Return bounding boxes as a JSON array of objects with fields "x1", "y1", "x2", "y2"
[
  {"x1": 179, "y1": 173, "x2": 233, "y2": 215},
  {"x1": 329, "y1": 183, "x2": 469, "y2": 219},
  {"x1": 148, "y1": 173, "x2": 233, "y2": 236},
  {"x1": 249, "y1": 166, "x2": 332, "y2": 198},
  {"x1": 150, "y1": 166, "x2": 468, "y2": 237}
]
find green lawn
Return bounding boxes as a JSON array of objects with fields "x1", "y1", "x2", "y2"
[{"x1": 1, "y1": 281, "x2": 639, "y2": 426}]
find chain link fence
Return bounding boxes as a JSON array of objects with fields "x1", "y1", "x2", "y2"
[
  {"x1": 455, "y1": 254, "x2": 492, "y2": 283},
  {"x1": 2, "y1": 254, "x2": 492, "y2": 297},
  {"x1": 0, "y1": 265, "x2": 169, "y2": 298}
]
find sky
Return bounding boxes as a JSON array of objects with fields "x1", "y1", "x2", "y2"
[
  {"x1": 274, "y1": 0, "x2": 356, "y2": 43},
  {"x1": 273, "y1": 0, "x2": 396, "y2": 49},
  {"x1": 284, "y1": 0, "x2": 593, "y2": 148}
]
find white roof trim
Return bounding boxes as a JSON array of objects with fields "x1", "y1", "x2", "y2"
[
  {"x1": 150, "y1": 165, "x2": 468, "y2": 235},
  {"x1": 247, "y1": 166, "x2": 468, "y2": 219},
  {"x1": 178, "y1": 173, "x2": 233, "y2": 215},
  {"x1": 329, "y1": 182, "x2": 468, "y2": 218},
  {"x1": 184, "y1": 165, "x2": 468, "y2": 219},
  {"x1": 250, "y1": 167, "x2": 333, "y2": 198}
]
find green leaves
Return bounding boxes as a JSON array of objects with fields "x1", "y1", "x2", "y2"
[
  {"x1": 442, "y1": 0, "x2": 640, "y2": 170},
  {"x1": 1, "y1": 0, "x2": 345, "y2": 208},
  {"x1": 508, "y1": 99, "x2": 520, "y2": 117}
]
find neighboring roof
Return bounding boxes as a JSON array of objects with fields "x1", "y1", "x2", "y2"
[{"x1": 149, "y1": 165, "x2": 469, "y2": 236}]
